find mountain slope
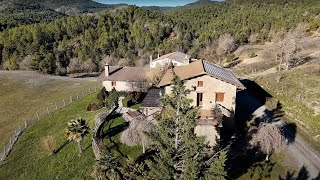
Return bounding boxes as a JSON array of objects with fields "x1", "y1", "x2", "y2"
[
  {"x1": 0, "y1": 0, "x2": 125, "y2": 30},
  {"x1": 186, "y1": 0, "x2": 217, "y2": 6}
]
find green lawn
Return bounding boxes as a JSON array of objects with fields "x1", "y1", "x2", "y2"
[
  {"x1": 0, "y1": 71, "x2": 99, "y2": 148},
  {"x1": 0, "y1": 93, "x2": 141, "y2": 179}
]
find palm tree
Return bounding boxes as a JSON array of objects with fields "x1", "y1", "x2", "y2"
[{"x1": 65, "y1": 118, "x2": 90, "y2": 154}]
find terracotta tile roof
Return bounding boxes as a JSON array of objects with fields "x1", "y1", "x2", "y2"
[
  {"x1": 158, "y1": 60, "x2": 245, "y2": 90},
  {"x1": 100, "y1": 66, "x2": 149, "y2": 82},
  {"x1": 152, "y1": 51, "x2": 191, "y2": 63},
  {"x1": 158, "y1": 60, "x2": 206, "y2": 86},
  {"x1": 141, "y1": 88, "x2": 165, "y2": 107}
]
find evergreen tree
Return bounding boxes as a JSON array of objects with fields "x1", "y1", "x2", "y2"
[{"x1": 146, "y1": 73, "x2": 226, "y2": 179}]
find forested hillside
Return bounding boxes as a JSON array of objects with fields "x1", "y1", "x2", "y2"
[
  {"x1": 0, "y1": 0, "x2": 124, "y2": 30},
  {"x1": 1, "y1": 0, "x2": 320, "y2": 74}
]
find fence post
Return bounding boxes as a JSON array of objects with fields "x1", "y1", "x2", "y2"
[
  {"x1": 47, "y1": 107, "x2": 50, "y2": 114},
  {"x1": 82, "y1": 91, "x2": 84, "y2": 97},
  {"x1": 18, "y1": 125, "x2": 21, "y2": 134},
  {"x1": 95, "y1": 86, "x2": 97, "y2": 92},
  {"x1": 77, "y1": 93, "x2": 79, "y2": 100},
  {"x1": 55, "y1": 103, "x2": 58, "y2": 110},
  {"x1": 3, "y1": 147, "x2": 6, "y2": 159},
  {"x1": 89, "y1": 88, "x2": 91, "y2": 93},
  {"x1": 36, "y1": 112, "x2": 40, "y2": 120},
  {"x1": 9, "y1": 137, "x2": 12, "y2": 148},
  {"x1": 25, "y1": 120, "x2": 27, "y2": 128},
  {"x1": 70, "y1": 96, "x2": 72, "y2": 103},
  {"x1": 63, "y1": 99, "x2": 66, "y2": 106}
]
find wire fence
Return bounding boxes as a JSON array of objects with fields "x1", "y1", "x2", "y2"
[{"x1": 0, "y1": 85, "x2": 101, "y2": 164}]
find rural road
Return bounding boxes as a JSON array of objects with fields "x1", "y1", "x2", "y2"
[{"x1": 254, "y1": 106, "x2": 320, "y2": 178}]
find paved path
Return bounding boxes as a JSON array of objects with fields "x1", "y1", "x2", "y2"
[{"x1": 253, "y1": 106, "x2": 320, "y2": 178}]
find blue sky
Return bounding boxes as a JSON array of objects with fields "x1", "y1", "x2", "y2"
[{"x1": 94, "y1": 0, "x2": 203, "y2": 7}]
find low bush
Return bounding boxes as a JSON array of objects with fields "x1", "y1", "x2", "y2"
[
  {"x1": 249, "y1": 52, "x2": 257, "y2": 58},
  {"x1": 43, "y1": 135, "x2": 57, "y2": 155},
  {"x1": 86, "y1": 103, "x2": 100, "y2": 111},
  {"x1": 226, "y1": 54, "x2": 236, "y2": 63},
  {"x1": 265, "y1": 97, "x2": 278, "y2": 110}
]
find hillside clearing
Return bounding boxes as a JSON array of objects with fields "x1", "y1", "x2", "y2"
[
  {"x1": 255, "y1": 61, "x2": 320, "y2": 149},
  {"x1": 0, "y1": 93, "x2": 141, "y2": 179},
  {"x1": 0, "y1": 71, "x2": 99, "y2": 148}
]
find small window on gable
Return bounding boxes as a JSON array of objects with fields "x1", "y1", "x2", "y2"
[
  {"x1": 197, "y1": 81, "x2": 204, "y2": 87},
  {"x1": 215, "y1": 93, "x2": 225, "y2": 102},
  {"x1": 112, "y1": 81, "x2": 116, "y2": 87}
]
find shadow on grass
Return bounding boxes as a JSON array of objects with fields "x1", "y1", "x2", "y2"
[
  {"x1": 53, "y1": 140, "x2": 70, "y2": 154},
  {"x1": 279, "y1": 165, "x2": 320, "y2": 180},
  {"x1": 83, "y1": 143, "x2": 92, "y2": 152},
  {"x1": 227, "y1": 145, "x2": 276, "y2": 179},
  {"x1": 102, "y1": 115, "x2": 129, "y2": 159}
]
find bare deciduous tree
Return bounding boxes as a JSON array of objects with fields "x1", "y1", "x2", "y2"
[
  {"x1": 67, "y1": 57, "x2": 82, "y2": 73},
  {"x1": 273, "y1": 23, "x2": 309, "y2": 71},
  {"x1": 120, "y1": 118, "x2": 155, "y2": 153},
  {"x1": 248, "y1": 33, "x2": 260, "y2": 44},
  {"x1": 19, "y1": 55, "x2": 32, "y2": 70},
  {"x1": 117, "y1": 57, "x2": 132, "y2": 67},
  {"x1": 127, "y1": 77, "x2": 150, "y2": 92},
  {"x1": 216, "y1": 33, "x2": 237, "y2": 58},
  {"x1": 135, "y1": 58, "x2": 149, "y2": 67},
  {"x1": 250, "y1": 123, "x2": 284, "y2": 161},
  {"x1": 199, "y1": 41, "x2": 220, "y2": 64},
  {"x1": 146, "y1": 68, "x2": 165, "y2": 85},
  {"x1": 82, "y1": 59, "x2": 97, "y2": 72}
]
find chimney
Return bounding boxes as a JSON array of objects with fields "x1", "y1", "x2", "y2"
[
  {"x1": 105, "y1": 63, "x2": 109, "y2": 77},
  {"x1": 159, "y1": 90, "x2": 163, "y2": 97}
]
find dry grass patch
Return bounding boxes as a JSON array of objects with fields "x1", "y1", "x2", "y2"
[{"x1": 0, "y1": 71, "x2": 98, "y2": 147}]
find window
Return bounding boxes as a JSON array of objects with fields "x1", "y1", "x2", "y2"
[
  {"x1": 197, "y1": 93, "x2": 203, "y2": 106},
  {"x1": 215, "y1": 93, "x2": 225, "y2": 102},
  {"x1": 111, "y1": 81, "x2": 116, "y2": 87},
  {"x1": 197, "y1": 81, "x2": 204, "y2": 87}
]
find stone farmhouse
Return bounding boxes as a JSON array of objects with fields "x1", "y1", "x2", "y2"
[
  {"x1": 100, "y1": 52, "x2": 245, "y2": 129},
  {"x1": 99, "y1": 65, "x2": 151, "y2": 92}
]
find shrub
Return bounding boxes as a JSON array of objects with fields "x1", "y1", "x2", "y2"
[
  {"x1": 128, "y1": 92, "x2": 142, "y2": 104},
  {"x1": 43, "y1": 135, "x2": 57, "y2": 155},
  {"x1": 226, "y1": 54, "x2": 235, "y2": 63},
  {"x1": 106, "y1": 90, "x2": 121, "y2": 108},
  {"x1": 249, "y1": 52, "x2": 257, "y2": 58},
  {"x1": 97, "y1": 87, "x2": 108, "y2": 107},
  {"x1": 265, "y1": 97, "x2": 278, "y2": 110},
  {"x1": 87, "y1": 103, "x2": 100, "y2": 111}
]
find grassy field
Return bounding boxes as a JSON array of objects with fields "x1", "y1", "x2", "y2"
[
  {"x1": 0, "y1": 93, "x2": 141, "y2": 179},
  {"x1": 255, "y1": 61, "x2": 320, "y2": 149},
  {"x1": 0, "y1": 71, "x2": 99, "y2": 148}
]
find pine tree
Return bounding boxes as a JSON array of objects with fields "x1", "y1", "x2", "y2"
[
  {"x1": 205, "y1": 151, "x2": 227, "y2": 180},
  {"x1": 146, "y1": 73, "x2": 226, "y2": 179}
]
